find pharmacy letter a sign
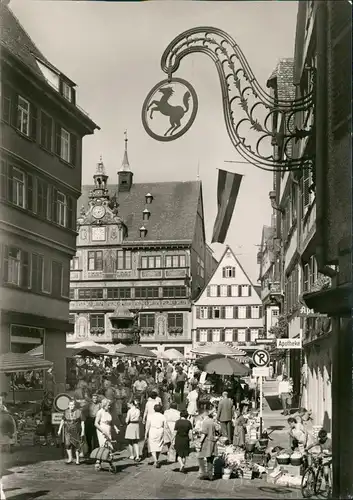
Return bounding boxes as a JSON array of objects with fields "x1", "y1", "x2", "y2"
[{"x1": 276, "y1": 338, "x2": 302, "y2": 349}]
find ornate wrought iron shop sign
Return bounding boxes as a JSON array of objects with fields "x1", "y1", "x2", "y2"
[{"x1": 142, "y1": 27, "x2": 315, "y2": 172}]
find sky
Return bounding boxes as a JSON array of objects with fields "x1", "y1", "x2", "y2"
[{"x1": 10, "y1": 0, "x2": 298, "y2": 283}]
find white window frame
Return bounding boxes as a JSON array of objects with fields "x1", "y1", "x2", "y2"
[
  {"x1": 70, "y1": 257, "x2": 79, "y2": 270},
  {"x1": 238, "y1": 329, "x2": 246, "y2": 342},
  {"x1": 60, "y1": 128, "x2": 70, "y2": 163},
  {"x1": 12, "y1": 167, "x2": 25, "y2": 208},
  {"x1": 250, "y1": 329, "x2": 259, "y2": 342},
  {"x1": 220, "y1": 285, "x2": 227, "y2": 297},
  {"x1": 224, "y1": 266, "x2": 235, "y2": 278},
  {"x1": 225, "y1": 306, "x2": 233, "y2": 319},
  {"x1": 62, "y1": 81, "x2": 72, "y2": 102},
  {"x1": 200, "y1": 307, "x2": 208, "y2": 319},
  {"x1": 57, "y1": 191, "x2": 67, "y2": 227},
  {"x1": 238, "y1": 306, "x2": 247, "y2": 319},
  {"x1": 18, "y1": 96, "x2": 30, "y2": 136},
  {"x1": 7, "y1": 247, "x2": 21, "y2": 285},
  {"x1": 251, "y1": 306, "x2": 260, "y2": 319},
  {"x1": 225, "y1": 329, "x2": 233, "y2": 342},
  {"x1": 213, "y1": 329, "x2": 221, "y2": 342},
  {"x1": 241, "y1": 285, "x2": 250, "y2": 297},
  {"x1": 210, "y1": 285, "x2": 218, "y2": 297},
  {"x1": 200, "y1": 329, "x2": 207, "y2": 343},
  {"x1": 231, "y1": 285, "x2": 238, "y2": 297}
]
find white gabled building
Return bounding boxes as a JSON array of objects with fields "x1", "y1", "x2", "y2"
[{"x1": 192, "y1": 246, "x2": 264, "y2": 351}]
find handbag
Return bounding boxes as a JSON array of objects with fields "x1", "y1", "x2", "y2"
[
  {"x1": 167, "y1": 445, "x2": 176, "y2": 463},
  {"x1": 80, "y1": 437, "x2": 89, "y2": 456},
  {"x1": 141, "y1": 438, "x2": 149, "y2": 459},
  {"x1": 90, "y1": 440, "x2": 112, "y2": 462}
]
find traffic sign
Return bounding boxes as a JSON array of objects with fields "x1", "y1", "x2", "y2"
[
  {"x1": 252, "y1": 349, "x2": 270, "y2": 367},
  {"x1": 253, "y1": 366, "x2": 270, "y2": 378}
]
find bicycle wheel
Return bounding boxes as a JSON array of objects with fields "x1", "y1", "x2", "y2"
[
  {"x1": 301, "y1": 467, "x2": 316, "y2": 498},
  {"x1": 315, "y1": 467, "x2": 332, "y2": 498}
]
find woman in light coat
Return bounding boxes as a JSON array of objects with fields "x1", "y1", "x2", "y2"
[
  {"x1": 94, "y1": 398, "x2": 119, "y2": 470},
  {"x1": 145, "y1": 404, "x2": 165, "y2": 468}
]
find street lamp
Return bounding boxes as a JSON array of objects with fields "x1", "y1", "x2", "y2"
[{"x1": 142, "y1": 27, "x2": 315, "y2": 174}]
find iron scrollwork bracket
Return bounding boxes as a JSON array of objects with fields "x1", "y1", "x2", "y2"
[{"x1": 160, "y1": 27, "x2": 315, "y2": 172}]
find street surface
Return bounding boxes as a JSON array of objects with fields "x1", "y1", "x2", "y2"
[{"x1": 1, "y1": 381, "x2": 304, "y2": 500}]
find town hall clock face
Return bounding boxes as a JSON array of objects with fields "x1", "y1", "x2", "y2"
[
  {"x1": 91, "y1": 226, "x2": 106, "y2": 241},
  {"x1": 92, "y1": 205, "x2": 106, "y2": 219}
]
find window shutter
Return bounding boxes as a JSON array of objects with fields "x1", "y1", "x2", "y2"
[
  {"x1": 222, "y1": 268, "x2": 226, "y2": 278},
  {"x1": 51, "y1": 186, "x2": 57, "y2": 222},
  {"x1": 70, "y1": 134, "x2": 77, "y2": 166},
  {"x1": 207, "y1": 286, "x2": 210, "y2": 297},
  {"x1": 7, "y1": 164, "x2": 13, "y2": 203},
  {"x1": 27, "y1": 173, "x2": 33, "y2": 211},
  {"x1": 234, "y1": 306, "x2": 238, "y2": 319},
  {"x1": 227, "y1": 285, "x2": 231, "y2": 297},
  {"x1": 259, "y1": 306, "x2": 263, "y2": 318},
  {"x1": 220, "y1": 306, "x2": 225, "y2": 319},
  {"x1": 207, "y1": 330, "x2": 212, "y2": 342},
  {"x1": 2, "y1": 84, "x2": 12, "y2": 123},
  {"x1": 233, "y1": 329, "x2": 238, "y2": 342},
  {"x1": 67, "y1": 196, "x2": 75, "y2": 230},
  {"x1": 196, "y1": 330, "x2": 200, "y2": 342},
  {"x1": 0, "y1": 160, "x2": 7, "y2": 199},
  {"x1": 62, "y1": 261, "x2": 69, "y2": 297},
  {"x1": 232, "y1": 267, "x2": 235, "y2": 277},
  {"x1": 207, "y1": 307, "x2": 212, "y2": 320},
  {"x1": 238, "y1": 285, "x2": 242, "y2": 297},
  {"x1": 217, "y1": 285, "x2": 221, "y2": 297},
  {"x1": 3, "y1": 245, "x2": 9, "y2": 282},
  {"x1": 196, "y1": 307, "x2": 200, "y2": 319},
  {"x1": 248, "y1": 285, "x2": 252, "y2": 296},
  {"x1": 55, "y1": 123, "x2": 61, "y2": 155},
  {"x1": 11, "y1": 92, "x2": 18, "y2": 127},
  {"x1": 246, "y1": 328, "x2": 250, "y2": 342},
  {"x1": 246, "y1": 306, "x2": 251, "y2": 319},
  {"x1": 20, "y1": 251, "x2": 30, "y2": 288},
  {"x1": 30, "y1": 103, "x2": 37, "y2": 141},
  {"x1": 303, "y1": 170, "x2": 310, "y2": 207},
  {"x1": 220, "y1": 329, "x2": 225, "y2": 342},
  {"x1": 59, "y1": 79, "x2": 63, "y2": 96},
  {"x1": 71, "y1": 88, "x2": 76, "y2": 106}
]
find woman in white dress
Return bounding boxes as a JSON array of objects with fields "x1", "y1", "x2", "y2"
[
  {"x1": 164, "y1": 402, "x2": 180, "y2": 460},
  {"x1": 142, "y1": 390, "x2": 162, "y2": 425},
  {"x1": 187, "y1": 384, "x2": 199, "y2": 426},
  {"x1": 125, "y1": 399, "x2": 141, "y2": 462},
  {"x1": 94, "y1": 398, "x2": 119, "y2": 470},
  {"x1": 145, "y1": 404, "x2": 166, "y2": 468}
]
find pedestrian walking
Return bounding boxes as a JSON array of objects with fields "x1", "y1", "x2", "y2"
[
  {"x1": 164, "y1": 402, "x2": 180, "y2": 461},
  {"x1": 84, "y1": 393, "x2": 100, "y2": 455},
  {"x1": 172, "y1": 410, "x2": 193, "y2": 473},
  {"x1": 216, "y1": 391, "x2": 234, "y2": 443},
  {"x1": 197, "y1": 406, "x2": 219, "y2": 481},
  {"x1": 278, "y1": 374, "x2": 292, "y2": 415},
  {"x1": 175, "y1": 367, "x2": 187, "y2": 402},
  {"x1": 145, "y1": 404, "x2": 166, "y2": 468},
  {"x1": 94, "y1": 398, "x2": 120, "y2": 470},
  {"x1": 58, "y1": 400, "x2": 85, "y2": 465},
  {"x1": 125, "y1": 399, "x2": 141, "y2": 462}
]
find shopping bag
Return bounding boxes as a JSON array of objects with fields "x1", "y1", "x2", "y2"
[
  {"x1": 141, "y1": 439, "x2": 149, "y2": 459},
  {"x1": 80, "y1": 437, "x2": 89, "y2": 457},
  {"x1": 90, "y1": 440, "x2": 112, "y2": 462},
  {"x1": 167, "y1": 446, "x2": 176, "y2": 463}
]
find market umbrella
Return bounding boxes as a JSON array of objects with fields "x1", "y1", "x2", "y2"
[
  {"x1": 191, "y1": 343, "x2": 247, "y2": 357},
  {"x1": 69, "y1": 340, "x2": 109, "y2": 355},
  {"x1": 117, "y1": 345, "x2": 156, "y2": 358},
  {"x1": 26, "y1": 344, "x2": 43, "y2": 357},
  {"x1": 196, "y1": 354, "x2": 250, "y2": 376},
  {"x1": 0, "y1": 352, "x2": 54, "y2": 403},
  {"x1": 163, "y1": 348, "x2": 185, "y2": 360}
]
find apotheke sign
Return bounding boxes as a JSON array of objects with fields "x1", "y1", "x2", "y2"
[{"x1": 276, "y1": 338, "x2": 302, "y2": 349}]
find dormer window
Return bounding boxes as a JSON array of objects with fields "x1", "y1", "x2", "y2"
[
  {"x1": 145, "y1": 193, "x2": 153, "y2": 204},
  {"x1": 143, "y1": 209, "x2": 150, "y2": 221},
  {"x1": 139, "y1": 226, "x2": 147, "y2": 238},
  {"x1": 62, "y1": 81, "x2": 72, "y2": 102}
]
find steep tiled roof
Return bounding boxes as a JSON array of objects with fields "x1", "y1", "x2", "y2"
[
  {"x1": 0, "y1": 3, "x2": 60, "y2": 81},
  {"x1": 267, "y1": 58, "x2": 295, "y2": 101},
  {"x1": 79, "y1": 181, "x2": 201, "y2": 244}
]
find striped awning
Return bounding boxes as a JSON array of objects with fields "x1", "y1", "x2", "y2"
[
  {"x1": 191, "y1": 343, "x2": 247, "y2": 357},
  {"x1": 0, "y1": 352, "x2": 53, "y2": 374}
]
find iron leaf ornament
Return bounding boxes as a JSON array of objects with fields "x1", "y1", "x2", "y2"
[{"x1": 142, "y1": 27, "x2": 315, "y2": 172}]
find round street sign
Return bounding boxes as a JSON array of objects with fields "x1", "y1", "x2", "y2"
[{"x1": 252, "y1": 349, "x2": 270, "y2": 367}]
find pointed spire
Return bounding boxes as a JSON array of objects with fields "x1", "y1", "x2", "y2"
[{"x1": 120, "y1": 130, "x2": 131, "y2": 172}]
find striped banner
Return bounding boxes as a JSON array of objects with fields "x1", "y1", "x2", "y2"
[{"x1": 211, "y1": 169, "x2": 243, "y2": 244}]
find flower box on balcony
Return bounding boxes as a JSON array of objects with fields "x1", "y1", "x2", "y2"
[
  {"x1": 168, "y1": 327, "x2": 183, "y2": 334},
  {"x1": 141, "y1": 327, "x2": 154, "y2": 335},
  {"x1": 90, "y1": 327, "x2": 104, "y2": 335}
]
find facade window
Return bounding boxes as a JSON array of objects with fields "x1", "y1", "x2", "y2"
[
  {"x1": 69, "y1": 313, "x2": 75, "y2": 324},
  {"x1": 162, "y1": 286, "x2": 186, "y2": 298},
  {"x1": 309, "y1": 255, "x2": 317, "y2": 288},
  {"x1": 212, "y1": 307, "x2": 221, "y2": 319},
  {"x1": 135, "y1": 287, "x2": 159, "y2": 299},
  {"x1": 220, "y1": 285, "x2": 227, "y2": 297},
  {"x1": 62, "y1": 82, "x2": 72, "y2": 102},
  {"x1": 88, "y1": 251, "x2": 103, "y2": 271},
  {"x1": 225, "y1": 329, "x2": 233, "y2": 342},
  {"x1": 251, "y1": 306, "x2": 260, "y2": 319},
  {"x1": 90, "y1": 314, "x2": 105, "y2": 329},
  {"x1": 238, "y1": 306, "x2": 247, "y2": 319},
  {"x1": 3, "y1": 246, "x2": 29, "y2": 287},
  {"x1": 199, "y1": 307, "x2": 208, "y2": 319},
  {"x1": 230, "y1": 285, "x2": 238, "y2": 297},
  {"x1": 17, "y1": 96, "x2": 30, "y2": 136},
  {"x1": 239, "y1": 285, "x2": 251, "y2": 297},
  {"x1": 141, "y1": 255, "x2": 161, "y2": 269},
  {"x1": 70, "y1": 257, "x2": 80, "y2": 270},
  {"x1": 165, "y1": 255, "x2": 186, "y2": 268},
  {"x1": 199, "y1": 329, "x2": 207, "y2": 342},
  {"x1": 250, "y1": 329, "x2": 259, "y2": 342},
  {"x1": 11, "y1": 167, "x2": 25, "y2": 208},
  {"x1": 117, "y1": 249, "x2": 132, "y2": 270},
  {"x1": 40, "y1": 111, "x2": 52, "y2": 150},
  {"x1": 57, "y1": 191, "x2": 67, "y2": 227},
  {"x1": 31, "y1": 253, "x2": 43, "y2": 292},
  {"x1": 225, "y1": 306, "x2": 233, "y2": 319},
  {"x1": 60, "y1": 128, "x2": 70, "y2": 163},
  {"x1": 209, "y1": 285, "x2": 218, "y2": 297},
  {"x1": 69, "y1": 288, "x2": 75, "y2": 300},
  {"x1": 212, "y1": 329, "x2": 221, "y2": 342},
  {"x1": 78, "y1": 288, "x2": 104, "y2": 300},
  {"x1": 223, "y1": 266, "x2": 235, "y2": 278},
  {"x1": 37, "y1": 179, "x2": 48, "y2": 218},
  {"x1": 140, "y1": 313, "x2": 155, "y2": 329},
  {"x1": 238, "y1": 329, "x2": 246, "y2": 342},
  {"x1": 51, "y1": 261, "x2": 63, "y2": 298},
  {"x1": 107, "y1": 287, "x2": 131, "y2": 299},
  {"x1": 168, "y1": 313, "x2": 183, "y2": 329},
  {"x1": 197, "y1": 256, "x2": 204, "y2": 278}
]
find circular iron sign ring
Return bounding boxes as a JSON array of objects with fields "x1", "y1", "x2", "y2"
[{"x1": 142, "y1": 77, "x2": 198, "y2": 142}]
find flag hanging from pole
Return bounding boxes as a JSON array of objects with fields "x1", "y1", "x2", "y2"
[{"x1": 211, "y1": 169, "x2": 243, "y2": 244}]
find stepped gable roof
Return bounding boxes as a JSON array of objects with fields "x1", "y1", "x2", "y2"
[
  {"x1": 0, "y1": 2, "x2": 61, "y2": 81},
  {"x1": 79, "y1": 180, "x2": 201, "y2": 244}
]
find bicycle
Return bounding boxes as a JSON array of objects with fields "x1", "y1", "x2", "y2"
[{"x1": 301, "y1": 453, "x2": 332, "y2": 498}]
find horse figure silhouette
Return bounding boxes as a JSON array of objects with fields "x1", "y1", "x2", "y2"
[{"x1": 147, "y1": 86, "x2": 191, "y2": 136}]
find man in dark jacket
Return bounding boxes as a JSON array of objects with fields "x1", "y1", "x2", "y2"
[{"x1": 217, "y1": 391, "x2": 235, "y2": 442}]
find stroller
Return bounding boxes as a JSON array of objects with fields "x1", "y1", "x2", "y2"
[{"x1": 90, "y1": 440, "x2": 119, "y2": 473}]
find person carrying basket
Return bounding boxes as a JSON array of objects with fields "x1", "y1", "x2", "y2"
[{"x1": 93, "y1": 398, "x2": 120, "y2": 471}]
